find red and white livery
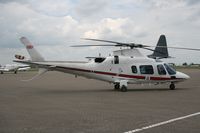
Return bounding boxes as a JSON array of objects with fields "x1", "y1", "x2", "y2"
[{"x1": 14, "y1": 36, "x2": 199, "y2": 92}]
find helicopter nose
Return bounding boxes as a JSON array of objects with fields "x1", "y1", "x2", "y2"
[{"x1": 176, "y1": 71, "x2": 190, "y2": 80}]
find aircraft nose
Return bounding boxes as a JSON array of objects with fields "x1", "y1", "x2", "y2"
[{"x1": 177, "y1": 71, "x2": 190, "y2": 80}]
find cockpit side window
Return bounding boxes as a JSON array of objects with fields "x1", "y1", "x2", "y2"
[
  {"x1": 157, "y1": 64, "x2": 166, "y2": 75},
  {"x1": 164, "y1": 63, "x2": 176, "y2": 75},
  {"x1": 131, "y1": 66, "x2": 137, "y2": 73},
  {"x1": 139, "y1": 65, "x2": 154, "y2": 74}
]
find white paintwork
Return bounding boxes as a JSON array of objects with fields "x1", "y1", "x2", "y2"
[
  {"x1": 0, "y1": 64, "x2": 30, "y2": 73},
  {"x1": 14, "y1": 37, "x2": 190, "y2": 90},
  {"x1": 31, "y1": 55, "x2": 188, "y2": 84},
  {"x1": 18, "y1": 67, "x2": 31, "y2": 71},
  {"x1": 20, "y1": 37, "x2": 44, "y2": 61},
  {"x1": 113, "y1": 49, "x2": 145, "y2": 57}
]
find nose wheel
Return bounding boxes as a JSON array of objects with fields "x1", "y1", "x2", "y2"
[{"x1": 170, "y1": 83, "x2": 175, "y2": 90}]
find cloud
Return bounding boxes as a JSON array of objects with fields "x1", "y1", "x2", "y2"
[
  {"x1": 75, "y1": 0, "x2": 109, "y2": 18},
  {"x1": 184, "y1": 0, "x2": 200, "y2": 5},
  {"x1": 83, "y1": 18, "x2": 148, "y2": 40},
  {"x1": 28, "y1": 0, "x2": 73, "y2": 17},
  {"x1": 17, "y1": 15, "x2": 80, "y2": 43},
  {"x1": 0, "y1": 0, "x2": 200, "y2": 64},
  {"x1": 0, "y1": 2, "x2": 80, "y2": 47},
  {"x1": 0, "y1": 0, "x2": 27, "y2": 4}
]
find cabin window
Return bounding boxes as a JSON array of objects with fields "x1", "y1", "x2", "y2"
[
  {"x1": 94, "y1": 57, "x2": 106, "y2": 63},
  {"x1": 157, "y1": 64, "x2": 166, "y2": 75},
  {"x1": 114, "y1": 56, "x2": 119, "y2": 64},
  {"x1": 131, "y1": 66, "x2": 137, "y2": 73},
  {"x1": 139, "y1": 65, "x2": 154, "y2": 74},
  {"x1": 164, "y1": 63, "x2": 176, "y2": 75}
]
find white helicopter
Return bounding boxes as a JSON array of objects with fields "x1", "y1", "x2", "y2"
[{"x1": 14, "y1": 35, "x2": 200, "y2": 92}]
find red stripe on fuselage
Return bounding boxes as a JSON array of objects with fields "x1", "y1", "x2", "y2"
[
  {"x1": 56, "y1": 66, "x2": 175, "y2": 81},
  {"x1": 119, "y1": 74, "x2": 145, "y2": 79},
  {"x1": 57, "y1": 66, "x2": 91, "y2": 73},
  {"x1": 94, "y1": 71, "x2": 117, "y2": 76},
  {"x1": 150, "y1": 77, "x2": 171, "y2": 80}
]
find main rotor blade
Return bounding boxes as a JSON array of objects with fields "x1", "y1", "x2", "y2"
[
  {"x1": 80, "y1": 38, "x2": 200, "y2": 51},
  {"x1": 83, "y1": 38, "x2": 124, "y2": 44},
  {"x1": 164, "y1": 46, "x2": 200, "y2": 51},
  {"x1": 148, "y1": 46, "x2": 200, "y2": 51},
  {"x1": 70, "y1": 44, "x2": 116, "y2": 47},
  {"x1": 82, "y1": 38, "x2": 149, "y2": 48}
]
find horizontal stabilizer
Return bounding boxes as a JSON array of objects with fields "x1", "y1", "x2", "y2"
[{"x1": 21, "y1": 68, "x2": 48, "y2": 82}]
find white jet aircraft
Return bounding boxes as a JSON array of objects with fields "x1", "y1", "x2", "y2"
[
  {"x1": 14, "y1": 35, "x2": 200, "y2": 92},
  {"x1": 0, "y1": 64, "x2": 30, "y2": 74}
]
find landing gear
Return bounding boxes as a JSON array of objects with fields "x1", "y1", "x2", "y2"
[
  {"x1": 114, "y1": 83, "x2": 120, "y2": 90},
  {"x1": 120, "y1": 85, "x2": 127, "y2": 92},
  {"x1": 170, "y1": 83, "x2": 175, "y2": 90},
  {"x1": 0, "y1": 71, "x2": 3, "y2": 74},
  {"x1": 114, "y1": 80, "x2": 128, "y2": 92},
  {"x1": 14, "y1": 71, "x2": 17, "y2": 74}
]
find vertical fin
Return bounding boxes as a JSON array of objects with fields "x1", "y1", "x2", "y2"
[
  {"x1": 20, "y1": 37, "x2": 45, "y2": 62},
  {"x1": 148, "y1": 35, "x2": 169, "y2": 59}
]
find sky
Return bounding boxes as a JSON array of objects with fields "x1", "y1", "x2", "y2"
[{"x1": 0, "y1": 0, "x2": 200, "y2": 65}]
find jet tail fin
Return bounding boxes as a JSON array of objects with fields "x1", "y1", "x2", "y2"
[
  {"x1": 20, "y1": 37, "x2": 45, "y2": 62},
  {"x1": 148, "y1": 35, "x2": 169, "y2": 59}
]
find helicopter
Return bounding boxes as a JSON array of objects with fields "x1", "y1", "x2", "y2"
[{"x1": 14, "y1": 35, "x2": 200, "y2": 92}]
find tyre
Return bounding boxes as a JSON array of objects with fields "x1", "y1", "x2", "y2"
[
  {"x1": 170, "y1": 83, "x2": 175, "y2": 90},
  {"x1": 121, "y1": 85, "x2": 127, "y2": 92},
  {"x1": 114, "y1": 83, "x2": 120, "y2": 90}
]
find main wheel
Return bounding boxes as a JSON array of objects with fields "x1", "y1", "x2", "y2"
[
  {"x1": 121, "y1": 85, "x2": 127, "y2": 92},
  {"x1": 0, "y1": 71, "x2": 3, "y2": 74},
  {"x1": 14, "y1": 71, "x2": 17, "y2": 74},
  {"x1": 170, "y1": 83, "x2": 175, "y2": 90},
  {"x1": 114, "y1": 83, "x2": 120, "y2": 90}
]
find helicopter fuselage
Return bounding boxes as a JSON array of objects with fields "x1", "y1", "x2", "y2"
[{"x1": 33, "y1": 55, "x2": 189, "y2": 85}]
